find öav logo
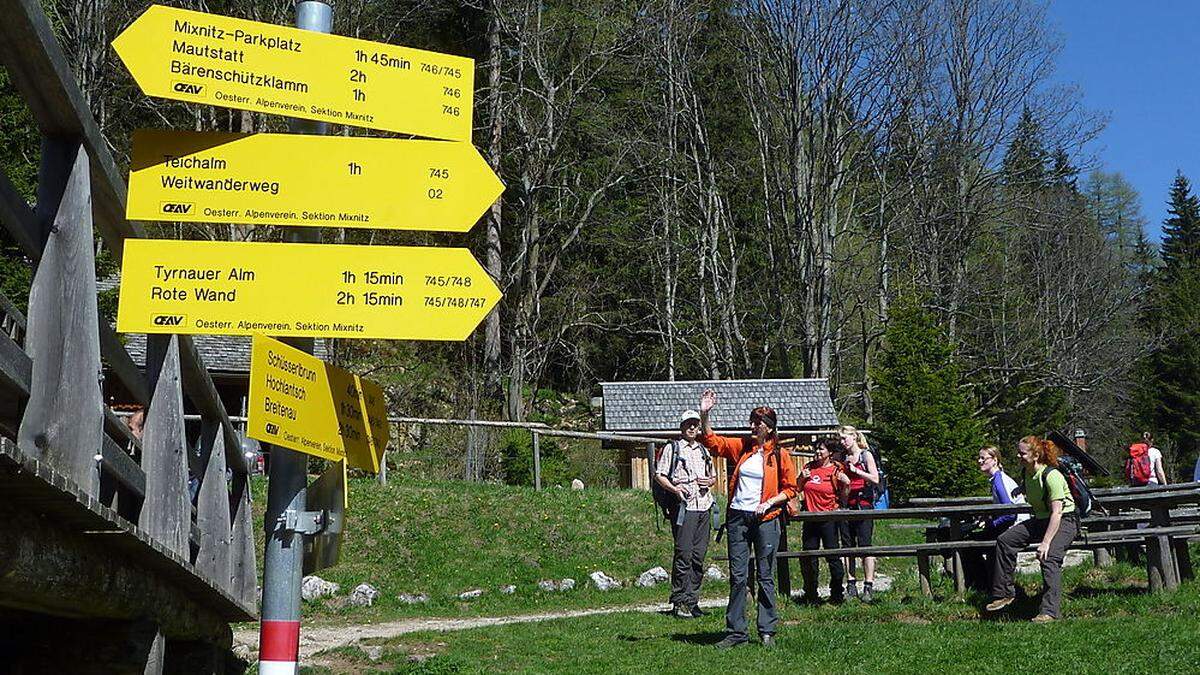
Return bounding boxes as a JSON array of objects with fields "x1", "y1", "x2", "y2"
[
  {"x1": 265, "y1": 423, "x2": 279, "y2": 435},
  {"x1": 161, "y1": 202, "x2": 194, "y2": 215},
  {"x1": 151, "y1": 314, "x2": 185, "y2": 327},
  {"x1": 172, "y1": 81, "x2": 205, "y2": 96}
]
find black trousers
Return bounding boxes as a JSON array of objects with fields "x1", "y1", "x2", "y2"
[
  {"x1": 800, "y1": 521, "x2": 844, "y2": 599},
  {"x1": 725, "y1": 510, "x2": 781, "y2": 638},
  {"x1": 669, "y1": 508, "x2": 711, "y2": 608}
]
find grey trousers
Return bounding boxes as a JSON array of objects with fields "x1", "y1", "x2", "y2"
[
  {"x1": 725, "y1": 510, "x2": 781, "y2": 639},
  {"x1": 669, "y1": 508, "x2": 711, "y2": 608},
  {"x1": 991, "y1": 514, "x2": 1080, "y2": 618}
]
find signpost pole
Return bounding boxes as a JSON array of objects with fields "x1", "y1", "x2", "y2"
[
  {"x1": 532, "y1": 430, "x2": 541, "y2": 491},
  {"x1": 259, "y1": 4, "x2": 331, "y2": 673}
]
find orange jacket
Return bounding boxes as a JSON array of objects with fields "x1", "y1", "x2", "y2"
[{"x1": 700, "y1": 432, "x2": 798, "y2": 522}]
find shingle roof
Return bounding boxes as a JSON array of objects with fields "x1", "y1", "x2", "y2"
[
  {"x1": 601, "y1": 379, "x2": 839, "y2": 433},
  {"x1": 120, "y1": 333, "x2": 327, "y2": 374}
]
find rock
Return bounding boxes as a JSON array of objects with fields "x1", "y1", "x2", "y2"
[
  {"x1": 1017, "y1": 550, "x2": 1091, "y2": 575},
  {"x1": 231, "y1": 643, "x2": 253, "y2": 661},
  {"x1": 559, "y1": 578, "x2": 576, "y2": 590},
  {"x1": 500, "y1": 584, "x2": 516, "y2": 594},
  {"x1": 362, "y1": 646, "x2": 382, "y2": 662},
  {"x1": 705, "y1": 565, "x2": 727, "y2": 581},
  {"x1": 636, "y1": 566, "x2": 670, "y2": 588},
  {"x1": 537, "y1": 579, "x2": 559, "y2": 592},
  {"x1": 397, "y1": 593, "x2": 429, "y2": 604},
  {"x1": 458, "y1": 588, "x2": 484, "y2": 600},
  {"x1": 571, "y1": 479, "x2": 585, "y2": 490},
  {"x1": 301, "y1": 575, "x2": 339, "y2": 601},
  {"x1": 349, "y1": 583, "x2": 380, "y2": 607},
  {"x1": 590, "y1": 571, "x2": 621, "y2": 591}
]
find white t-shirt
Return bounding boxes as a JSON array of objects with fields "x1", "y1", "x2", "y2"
[
  {"x1": 731, "y1": 451, "x2": 764, "y2": 512},
  {"x1": 1148, "y1": 447, "x2": 1164, "y2": 485}
]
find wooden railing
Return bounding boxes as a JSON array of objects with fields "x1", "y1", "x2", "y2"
[{"x1": 0, "y1": 0, "x2": 255, "y2": 624}]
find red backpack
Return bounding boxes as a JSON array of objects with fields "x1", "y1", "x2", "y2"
[{"x1": 1124, "y1": 443, "x2": 1152, "y2": 486}]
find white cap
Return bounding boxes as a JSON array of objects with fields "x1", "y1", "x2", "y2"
[{"x1": 680, "y1": 410, "x2": 701, "y2": 424}]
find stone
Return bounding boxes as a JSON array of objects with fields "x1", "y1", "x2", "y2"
[
  {"x1": 571, "y1": 479, "x2": 585, "y2": 490},
  {"x1": 301, "y1": 575, "x2": 339, "y2": 601},
  {"x1": 1017, "y1": 549, "x2": 1091, "y2": 575},
  {"x1": 537, "y1": 579, "x2": 559, "y2": 592},
  {"x1": 500, "y1": 584, "x2": 516, "y2": 594},
  {"x1": 590, "y1": 571, "x2": 621, "y2": 591},
  {"x1": 636, "y1": 566, "x2": 670, "y2": 588},
  {"x1": 458, "y1": 588, "x2": 484, "y2": 600},
  {"x1": 397, "y1": 593, "x2": 429, "y2": 604},
  {"x1": 705, "y1": 565, "x2": 727, "y2": 581},
  {"x1": 349, "y1": 583, "x2": 380, "y2": 607},
  {"x1": 362, "y1": 646, "x2": 382, "y2": 662},
  {"x1": 559, "y1": 578, "x2": 576, "y2": 590}
]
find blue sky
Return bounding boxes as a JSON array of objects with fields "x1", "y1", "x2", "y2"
[{"x1": 1048, "y1": 1, "x2": 1200, "y2": 241}]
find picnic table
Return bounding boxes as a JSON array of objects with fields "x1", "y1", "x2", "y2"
[{"x1": 778, "y1": 482, "x2": 1200, "y2": 597}]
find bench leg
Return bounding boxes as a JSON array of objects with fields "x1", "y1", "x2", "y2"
[
  {"x1": 952, "y1": 550, "x2": 966, "y2": 596},
  {"x1": 917, "y1": 554, "x2": 932, "y2": 598},
  {"x1": 1093, "y1": 547, "x2": 1112, "y2": 568},
  {"x1": 1174, "y1": 539, "x2": 1194, "y2": 582},
  {"x1": 1146, "y1": 536, "x2": 1177, "y2": 592}
]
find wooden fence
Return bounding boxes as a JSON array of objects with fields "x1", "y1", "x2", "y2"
[{"x1": 0, "y1": 0, "x2": 255, "y2": 667}]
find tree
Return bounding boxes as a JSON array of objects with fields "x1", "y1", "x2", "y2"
[{"x1": 872, "y1": 295, "x2": 987, "y2": 498}]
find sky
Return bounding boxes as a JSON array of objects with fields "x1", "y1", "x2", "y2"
[{"x1": 1047, "y1": 1, "x2": 1200, "y2": 241}]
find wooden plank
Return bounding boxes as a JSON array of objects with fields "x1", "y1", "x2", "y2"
[
  {"x1": 138, "y1": 334, "x2": 191, "y2": 558},
  {"x1": 194, "y1": 421, "x2": 232, "y2": 593},
  {"x1": 0, "y1": 0, "x2": 142, "y2": 257},
  {"x1": 16, "y1": 145, "x2": 101, "y2": 496},
  {"x1": 177, "y1": 336, "x2": 248, "y2": 475},
  {"x1": 101, "y1": 433, "x2": 146, "y2": 497},
  {"x1": 0, "y1": 166, "x2": 41, "y2": 259},
  {"x1": 101, "y1": 322, "x2": 150, "y2": 406},
  {"x1": 0, "y1": 330, "x2": 31, "y2": 397},
  {"x1": 229, "y1": 471, "x2": 258, "y2": 607}
]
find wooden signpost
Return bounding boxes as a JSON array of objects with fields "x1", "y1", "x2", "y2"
[
  {"x1": 126, "y1": 129, "x2": 503, "y2": 231},
  {"x1": 112, "y1": 4, "x2": 474, "y2": 140}
]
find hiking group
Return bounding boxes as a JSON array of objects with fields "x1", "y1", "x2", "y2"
[{"x1": 652, "y1": 389, "x2": 1172, "y2": 648}]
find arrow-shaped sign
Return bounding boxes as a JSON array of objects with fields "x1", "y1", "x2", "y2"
[
  {"x1": 127, "y1": 129, "x2": 503, "y2": 232},
  {"x1": 112, "y1": 5, "x2": 474, "y2": 140},
  {"x1": 116, "y1": 239, "x2": 501, "y2": 341}
]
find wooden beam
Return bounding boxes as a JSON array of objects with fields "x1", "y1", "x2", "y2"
[
  {"x1": 138, "y1": 335, "x2": 191, "y2": 558},
  {"x1": 101, "y1": 322, "x2": 150, "y2": 406},
  {"x1": 177, "y1": 336, "x2": 248, "y2": 475},
  {"x1": 16, "y1": 145, "x2": 101, "y2": 496},
  {"x1": 194, "y1": 422, "x2": 232, "y2": 593}
]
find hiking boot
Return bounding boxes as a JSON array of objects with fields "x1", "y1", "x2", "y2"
[
  {"x1": 985, "y1": 597, "x2": 1014, "y2": 612},
  {"x1": 761, "y1": 634, "x2": 776, "y2": 649},
  {"x1": 1031, "y1": 614, "x2": 1056, "y2": 624},
  {"x1": 714, "y1": 635, "x2": 749, "y2": 650},
  {"x1": 860, "y1": 583, "x2": 874, "y2": 604},
  {"x1": 846, "y1": 580, "x2": 859, "y2": 599},
  {"x1": 671, "y1": 604, "x2": 695, "y2": 619},
  {"x1": 829, "y1": 592, "x2": 845, "y2": 605},
  {"x1": 689, "y1": 605, "x2": 709, "y2": 618}
]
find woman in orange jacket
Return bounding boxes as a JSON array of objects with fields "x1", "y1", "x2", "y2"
[{"x1": 698, "y1": 388, "x2": 798, "y2": 650}]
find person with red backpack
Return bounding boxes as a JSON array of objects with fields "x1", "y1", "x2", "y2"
[
  {"x1": 1125, "y1": 432, "x2": 1168, "y2": 487},
  {"x1": 697, "y1": 389, "x2": 797, "y2": 650},
  {"x1": 986, "y1": 436, "x2": 1079, "y2": 623}
]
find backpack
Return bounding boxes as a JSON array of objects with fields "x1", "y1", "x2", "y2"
[
  {"x1": 651, "y1": 440, "x2": 683, "y2": 520},
  {"x1": 1022, "y1": 456, "x2": 1100, "y2": 516},
  {"x1": 1124, "y1": 443, "x2": 1152, "y2": 486}
]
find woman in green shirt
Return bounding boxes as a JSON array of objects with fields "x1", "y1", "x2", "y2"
[{"x1": 985, "y1": 435, "x2": 1079, "y2": 622}]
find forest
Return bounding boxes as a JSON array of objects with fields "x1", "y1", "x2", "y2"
[{"x1": 3, "y1": 0, "x2": 1199, "y2": 494}]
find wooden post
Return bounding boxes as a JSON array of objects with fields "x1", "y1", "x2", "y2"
[
  {"x1": 139, "y1": 334, "x2": 191, "y2": 558},
  {"x1": 949, "y1": 517, "x2": 966, "y2": 597},
  {"x1": 917, "y1": 554, "x2": 933, "y2": 597},
  {"x1": 194, "y1": 421, "x2": 231, "y2": 592},
  {"x1": 777, "y1": 520, "x2": 792, "y2": 601},
  {"x1": 16, "y1": 144, "x2": 102, "y2": 496},
  {"x1": 229, "y1": 469, "x2": 258, "y2": 607},
  {"x1": 532, "y1": 430, "x2": 541, "y2": 491}
]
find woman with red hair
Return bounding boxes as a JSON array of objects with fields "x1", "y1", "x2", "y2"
[
  {"x1": 698, "y1": 389, "x2": 797, "y2": 650},
  {"x1": 986, "y1": 436, "x2": 1078, "y2": 622}
]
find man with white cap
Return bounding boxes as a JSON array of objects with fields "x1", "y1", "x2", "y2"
[{"x1": 655, "y1": 409, "x2": 716, "y2": 618}]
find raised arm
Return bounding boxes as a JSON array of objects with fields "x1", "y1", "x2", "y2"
[{"x1": 698, "y1": 389, "x2": 742, "y2": 459}]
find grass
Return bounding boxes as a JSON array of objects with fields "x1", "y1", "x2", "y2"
[
  {"x1": 300, "y1": 559, "x2": 1200, "y2": 674},
  {"x1": 252, "y1": 476, "x2": 710, "y2": 622}
]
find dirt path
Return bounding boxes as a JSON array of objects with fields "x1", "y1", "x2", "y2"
[{"x1": 233, "y1": 598, "x2": 726, "y2": 661}]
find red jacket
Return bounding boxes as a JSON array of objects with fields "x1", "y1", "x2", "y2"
[{"x1": 699, "y1": 432, "x2": 798, "y2": 522}]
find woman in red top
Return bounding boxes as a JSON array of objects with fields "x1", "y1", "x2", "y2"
[
  {"x1": 698, "y1": 389, "x2": 798, "y2": 650},
  {"x1": 799, "y1": 438, "x2": 849, "y2": 604}
]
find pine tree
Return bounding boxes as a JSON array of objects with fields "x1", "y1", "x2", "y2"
[
  {"x1": 1140, "y1": 173, "x2": 1200, "y2": 477},
  {"x1": 872, "y1": 296, "x2": 988, "y2": 499},
  {"x1": 1002, "y1": 107, "x2": 1048, "y2": 190}
]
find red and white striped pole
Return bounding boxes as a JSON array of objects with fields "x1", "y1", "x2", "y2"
[{"x1": 258, "y1": 3, "x2": 331, "y2": 673}]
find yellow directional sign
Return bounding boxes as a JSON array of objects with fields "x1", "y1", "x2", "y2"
[
  {"x1": 127, "y1": 129, "x2": 502, "y2": 232},
  {"x1": 112, "y1": 4, "x2": 474, "y2": 140},
  {"x1": 247, "y1": 335, "x2": 389, "y2": 471},
  {"x1": 116, "y1": 239, "x2": 501, "y2": 340}
]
